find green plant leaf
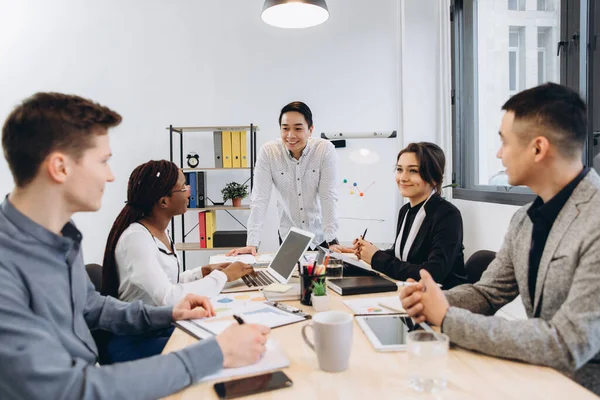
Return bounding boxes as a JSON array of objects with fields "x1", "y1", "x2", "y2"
[{"x1": 220, "y1": 181, "x2": 249, "y2": 201}]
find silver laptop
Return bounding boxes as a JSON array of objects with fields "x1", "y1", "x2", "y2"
[{"x1": 222, "y1": 227, "x2": 315, "y2": 293}]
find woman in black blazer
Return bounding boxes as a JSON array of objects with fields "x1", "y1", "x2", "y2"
[{"x1": 354, "y1": 142, "x2": 467, "y2": 289}]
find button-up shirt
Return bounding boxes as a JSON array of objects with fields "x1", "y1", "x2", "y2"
[
  {"x1": 527, "y1": 167, "x2": 590, "y2": 307},
  {"x1": 0, "y1": 197, "x2": 223, "y2": 399},
  {"x1": 247, "y1": 138, "x2": 339, "y2": 248}
]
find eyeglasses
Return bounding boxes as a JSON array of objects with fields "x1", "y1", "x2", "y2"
[{"x1": 170, "y1": 185, "x2": 191, "y2": 194}]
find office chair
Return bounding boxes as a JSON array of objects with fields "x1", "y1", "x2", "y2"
[
  {"x1": 85, "y1": 263, "x2": 103, "y2": 292},
  {"x1": 85, "y1": 263, "x2": 112, "y2": 365},
  {"x1": 464, "y1": 250, "x2": 496, "y2": 284}
]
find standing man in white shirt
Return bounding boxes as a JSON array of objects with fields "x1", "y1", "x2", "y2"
[{"x1": 228, "y1": 101, "x2": 345, "y2": 255}]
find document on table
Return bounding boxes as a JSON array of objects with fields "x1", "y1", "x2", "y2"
[
  {"x1": 209, "y1": 254, "x2": 257, "y2": 264},
  {"x1": 209, "y1": 253, "x2": 275, "y2": 265},
  {"x1": 343, "y1": 296, "x2": 406, "y2": 315},
  {"x1": 176, "y1": 296, "x2": 307, "y2": 340}
]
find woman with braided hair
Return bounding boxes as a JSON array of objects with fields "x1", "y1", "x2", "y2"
[{"x1": 101, "y1": 160, "x2": 255, "y2": 362}]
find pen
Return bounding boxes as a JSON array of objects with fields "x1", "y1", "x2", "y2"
[
  {"x1": 233, "y1": 314, "x2": 245, "y2": 325},
  {"x1": 362, "y1": 228, "x2": 368, "y2": 240},
  {"x1": 397, "y1": 281, "x2": 443, "y2": 288}
]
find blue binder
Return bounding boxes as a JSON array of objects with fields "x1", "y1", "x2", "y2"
[{"x1": 188, "y1": 171, "x2": 197, "y2": 208}]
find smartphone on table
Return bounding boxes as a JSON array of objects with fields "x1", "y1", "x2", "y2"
[{"x1": 213, "y1": 371, "x2": 293, "y2": 399}]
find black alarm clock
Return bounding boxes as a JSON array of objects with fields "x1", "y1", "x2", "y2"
[{"x1": 186, "y1": 152, "x2": 199, "y2": 168}]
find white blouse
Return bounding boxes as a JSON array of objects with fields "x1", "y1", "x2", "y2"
[{"x1": 115, "y1": 222, "x2": 227, "y2": 306}]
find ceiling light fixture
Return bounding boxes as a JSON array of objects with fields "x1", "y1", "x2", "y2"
[{"x1": 261, "y1": 0, "x2": 329, "y2": 29}]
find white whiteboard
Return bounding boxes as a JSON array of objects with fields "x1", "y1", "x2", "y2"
[{"x1": 333, "y1": 138, "x2": 399, "y2": 247}]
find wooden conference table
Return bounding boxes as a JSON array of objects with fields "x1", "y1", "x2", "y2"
[{"x1": 162, "y1": 290, "x2": 597, "y2": 400}]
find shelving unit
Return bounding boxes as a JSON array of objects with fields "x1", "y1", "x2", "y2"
[{"x1": 168, "y1": 124, "x2": 258, "y2": 269}]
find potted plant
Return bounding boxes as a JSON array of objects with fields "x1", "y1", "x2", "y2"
[
  {"x1": 221, "y1": 182, "x2": 249, "y2": 207},
  {"x1": 310, "y1": 279, "x2": 330, "y2": 312}
]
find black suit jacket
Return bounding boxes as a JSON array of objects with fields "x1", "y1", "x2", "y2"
[{"x1": 370, "y1": 194, "x2": 467, "y2": 289}]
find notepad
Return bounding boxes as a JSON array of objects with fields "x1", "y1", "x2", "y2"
[
  {"x1": 198, "y1": 339, "x2": 290, "y2": 383},
  {"x1": 262, "y1": 283, "x2": 293, "y2": 293}
]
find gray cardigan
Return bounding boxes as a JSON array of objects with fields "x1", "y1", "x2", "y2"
[
  {"x1": 0, "y1": 198, "x2": 223, "y2": 400},
  {"x1": 443, "y1": 170, "x2": 600, "y2": 395}
]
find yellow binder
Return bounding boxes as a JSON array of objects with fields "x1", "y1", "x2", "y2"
[
  {"x1": 240, "y1": 130, "x2": 248, "y2": 167},
  {"x1": 231, "y1": 131, "x2": 241, "y2": 168},
  {"x1": 222, "y1": 131, "x2": 232, "y2": 168},
  {"x1": 205, "y1": 210, "x2": 217, "y2": 249}
]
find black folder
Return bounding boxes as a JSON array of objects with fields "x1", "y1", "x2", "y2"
[
  {"x1": 196, "y1": 171, "x2": 206, "y2": 208},
  {"x1": 327, "y1": 276, "x2": 397, "y2": 296}
]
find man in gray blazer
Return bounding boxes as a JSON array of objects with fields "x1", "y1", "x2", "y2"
[{"x1": 401, "y1": 83, "x2": 600, "y2": 395}]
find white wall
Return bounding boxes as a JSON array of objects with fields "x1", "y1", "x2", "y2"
[
  {"x1": 0, "y1": 0, "x2": 401, "y2": 265},
  {"x1": 452, "y1": 199, "x2": 519, "y2": 256}
]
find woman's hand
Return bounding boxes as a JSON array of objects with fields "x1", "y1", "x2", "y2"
[
  {"x1": 329, "y1": 244, "x2": 354, "y2": 253},
  {"x1": 201, "y1": 263, "x2": 230, "y2": 276},
  {"x1": 222, "y1": 262, "x2": 257, "y2": 282},
  {"x1": 354, "y1": 239, "x2": 378, "y2": 264}
]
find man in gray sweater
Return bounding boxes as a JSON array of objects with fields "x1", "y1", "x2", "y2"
[
  {"x1": 401, "y1": 83, "x2": 600, "y2": 394},
  {"x1": 0, "y1": 92, "x2": 270, "y2": 399}
]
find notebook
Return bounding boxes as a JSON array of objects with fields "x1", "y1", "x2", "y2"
[
  {"x1": 327, "y1": 276, "x2": 398, "y2": 296},
  {"x1": 197, "y1": 339, "x2": 290, "y2": 383}
]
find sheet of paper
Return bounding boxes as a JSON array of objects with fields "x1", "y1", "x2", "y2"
[
  {"x1": 262, "y1": 283, "x2": 293, "y2": 293},
  {"x1": 378, "y1": 297, "x2": 406, "y2": 313},
  {"x1": 209, "y1": 254, "x2": 257, "y2": 264},
  {"x1": 256, "y1": 253, "x2": 275, "y2": 263},
  {"x1": 198, "y1": 339, "x2": 290, "y2": 383},
  {"x1": 343, "y1": 296, "x2": 406, "y2": 315}
]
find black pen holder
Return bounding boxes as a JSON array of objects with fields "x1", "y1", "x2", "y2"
[{"x1": 300, "y1": 272, "x2": 327, "y2": 306}]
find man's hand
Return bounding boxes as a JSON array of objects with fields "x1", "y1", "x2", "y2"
[
  {"x1": 399, "y1": 269, "x2": 449, "y2": 326},
  {"x1": 172, "y1": 294, "x2": 215, "y2": 321},
  {"x1": 354, "y1": 239, "x2": 377, "y2": 264},
  {"x1": 216, "y1": 324, "x2": 271, "y2": 368},
  {"x1": 222, "y1": 261, "x2": 256, "y2": 282},
  {"x1": 329, "y1": 244, "x2": 354, "y2": 253},
  {"x1": 225, "y1": 246, "x2": 257, "y2": 256},
  {"x1": 201, "y1": 263, "x2": 230, "y2": 277}
]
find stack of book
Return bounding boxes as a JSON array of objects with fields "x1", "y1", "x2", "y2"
[{"x1": 214, "y1": 131, "x2": 248, "y2": 168}]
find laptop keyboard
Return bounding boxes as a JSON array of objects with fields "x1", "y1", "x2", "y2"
[{"x1": 242, "y1": 270, "x2": 275, "y2": 287}]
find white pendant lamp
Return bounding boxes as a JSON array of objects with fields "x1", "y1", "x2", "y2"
[{"x1": 261, "y1": 0, "x2": 329, "y2": 29}]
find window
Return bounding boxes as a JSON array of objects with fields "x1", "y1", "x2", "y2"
[
  {"x1": 508, "y1": 0, "x2": 525, "y2": 11},
  {"x1": 508, "y1": 27, "x2": 524, "y2": 95},
  {"x1": 537, "y1": 0, "x2": 553, "y2": 11},
  {"x1": 452, "y1": 0, "x2": 563, "y2": 205},
  {"x1": 537, "y1": 27, "x2": 552, "y2": 85}
]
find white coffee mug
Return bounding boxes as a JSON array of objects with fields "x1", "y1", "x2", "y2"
[{"x1": 301, "y1": 311, "x2": 353, "y2": 372}]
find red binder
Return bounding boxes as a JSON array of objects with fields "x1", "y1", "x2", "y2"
[{"x1": 198, "y1": 211, "x2": 207, "y2": 248}]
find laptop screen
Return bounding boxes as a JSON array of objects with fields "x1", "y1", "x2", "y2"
[{"x1": 269, "y1": 229, "x2": 313, "y2": 280}]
